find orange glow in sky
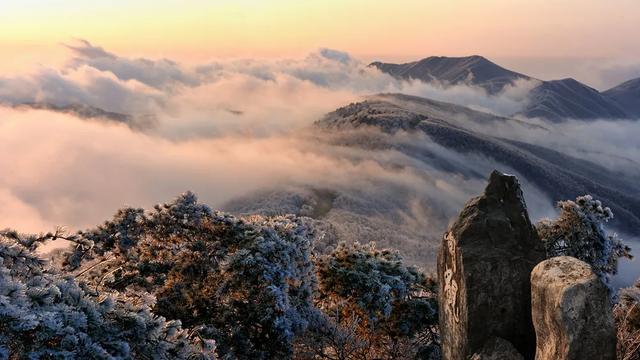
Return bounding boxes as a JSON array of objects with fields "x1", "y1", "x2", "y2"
[{"x1": 1, "y1": 0, "x2": 639, "y2": 72}]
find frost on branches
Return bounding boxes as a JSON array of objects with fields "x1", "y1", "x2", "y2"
[
  {"x1": 0, "y1": 231, "x2": 215, "y2": 359},
  {"x1": 1, "y1": 192, "x2": 438, "y2": 359},
  {"x1": 296, "y1": 242, "x2": 440, "y2": 360},
  {"x1": 62, "y1": 192, "x2": 320, "y2": 359},
  {"x1": 536, "y1": 195, "x2": 632, "y2": 282}
]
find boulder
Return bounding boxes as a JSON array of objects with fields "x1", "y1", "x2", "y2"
[
  {"x1": 438, "y1": 170, "x2": 544, "y2": 360},
  {"x1": 530, "y1": 256, "x2": 616, "y2": 360},
  {"x1": 470, "y1": 337, "x2": 524, "y2": 360}
]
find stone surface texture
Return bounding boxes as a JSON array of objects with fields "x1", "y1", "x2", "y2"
[
  {"x1": 438, "y1": 170, "x2": 544, "y2": 360},
  {"x1": 530, "y1": 256, "x2": 616, "y2": 360}
]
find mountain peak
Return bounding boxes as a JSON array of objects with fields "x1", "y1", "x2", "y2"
[
  {"x1": 555, "y1": 77, "x2": 580, "y2": 84},
  {"x1": 371, "y1": 56, "x2": 639, "y2": 121},
  {"x1": 418, "y1": 54, "x2": 488, "y2": 61},
  {"x1": 370, "y1": 55, "x2": 530, "y2": 94}
]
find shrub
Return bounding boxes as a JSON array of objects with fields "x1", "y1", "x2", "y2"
[
  {"x1": 63, "y1": 192, "x2": 319, "y2": 359},
  {"x1": 2, "y1": 192, "x2": 439, "y2": 359},
  {"x1": 536, "y1": 195, "x2": 632, "y2": 281},
  {"x1": 296, "y1": 242, "x2": 439, "y2": 359},
  {"x1": 0, "y1": 230, "x2": 215, "y2": 359}
]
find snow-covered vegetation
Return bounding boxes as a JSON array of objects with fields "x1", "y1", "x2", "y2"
[
  {"x1": 1, "y1": 192, "x2": 439, "y2": 359},
  {"x1": 536, "y1": 195, "x2": 632, "y2": 282},
  {"x1": 0, "y1": 230, "x2": 216, "y2": 359},
  {"x1": 535, "y1": 195, "x2": 640, "y2": 358},
  {"x1": 298, "y1": 242, "x2": 439, "y2": 359},
  {"x1": 1, "y1": 188, "x2": 638, "y2": 359}
]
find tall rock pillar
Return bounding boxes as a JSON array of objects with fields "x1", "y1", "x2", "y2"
[{"x1": 438, "y1": 170, "x2": 545, "y2": 359}]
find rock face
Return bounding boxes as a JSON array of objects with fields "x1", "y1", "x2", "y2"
[
  {"x1": 530, "y1": 256, "x2": 616, "y2": 360},
  {"x1": 470, "y1": 337, "x2": 525, "y2": 360},
  {"x1": 437, "y1": 170, "x2": 545, "y2": 360}
]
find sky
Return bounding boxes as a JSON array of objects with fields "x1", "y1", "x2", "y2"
[{"x1": 2, "y1": 0, "x2": 640, "y2": 89}]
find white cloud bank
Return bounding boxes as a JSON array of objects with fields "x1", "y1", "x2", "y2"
[{"x1": 0, "y1": 41, "x2": 637, "y2": 278}]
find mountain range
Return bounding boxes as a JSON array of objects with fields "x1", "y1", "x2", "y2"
[
  {"x1": 371, "y1": 56, "x2": 640, "y2": 121},
  {"x1": 4, "y1": 57, "x2": 637, "y2": 275},
  {"x1": 225, "y1": 92, "x2": 639, "y2": 271},
  {"x1": 370, "y1": 55, "x2": 530, "y2": 95},
  {"x1": 316, "y1": 93, "x2": 640, "y2": 231},
  {"x1": 14, "y1": 102, "x2": 157, "y2": 130}
]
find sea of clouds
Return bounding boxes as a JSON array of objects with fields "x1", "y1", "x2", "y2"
[{"x1": 1, "y1": 40, "x2": 638, "y2": 282}]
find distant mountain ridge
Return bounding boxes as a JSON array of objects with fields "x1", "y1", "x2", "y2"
[
  {"x1": 371, "y1": 56, "x2": 639, "y2": 121},
  {"x1": 370, "y1": 55, "x2": 531, "y2": 95},
  {"x1": 603, "y1": 77, "x2": 640, "y2": 117},
  {"x1": 315, "y1": 93, "x2": 640, "y2": 232},
  {"x1": 14, "y1": 102, "x2": 157, "y2": 130},
  {"x1": 518, "y1": 78, "x2": 628, "y2": 122}
]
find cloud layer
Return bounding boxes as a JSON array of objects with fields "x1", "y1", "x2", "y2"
[
  {"x1": 1, "y1": 41, "x2": 638, "y2": 281},
  {"x1": 0, "y1": 40, "x2": 538, "y2": 133}
]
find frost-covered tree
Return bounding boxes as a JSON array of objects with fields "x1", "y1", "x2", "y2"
[
  {"x1": 0, "y1": 230, "x2": 215, "y2": 359},
  {"x1": 64, "y1": 192, "x2": 320, "y2": 359},
  {"x1": 3, "y1": 192, "x2": 440, "y2": 359},
  {"x1": 536, "y1": 195, "x2": 632, "y2": 281},
  {"x1": 297, "y1": 242, "x2": 439, "y2": 360}
]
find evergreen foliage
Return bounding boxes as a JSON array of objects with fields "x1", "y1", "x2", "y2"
[
  {"x1": 63, "y1": 192, "x2": 319, "y2": 359},
  {"x1": 536, "y1": 195, "x2": 632, "y2": 281},
  {"x1": 297, "y1": 242, "x2": 439, "y2": 359},
  {"x1": 0, "y1": 230, "x2": 215, "y2": 359}
]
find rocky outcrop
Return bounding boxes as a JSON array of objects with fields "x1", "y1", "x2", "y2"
[
  {"x1": 470, "y1": 337, "x2": 525, "y2": 360},
  {"x1": 438, "y1": 170, "x2": 545, "y2": 360},
  {"x1": 530, "y1": 256, "x2": 616, "y2": 360}
]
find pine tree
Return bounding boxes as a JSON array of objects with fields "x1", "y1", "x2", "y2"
[
  {"x1": 297, "y1": 242, "x2": 439, "y2": 359},
  {"x1": 63, "y1": 192, "x2": 319, "y2": 359},
  {"x1": 536, "y1": 195, "x2": 632, "y2": 282},
  {"x1": 0, "y1": 230, "x2": 215, "y2": 359}
]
